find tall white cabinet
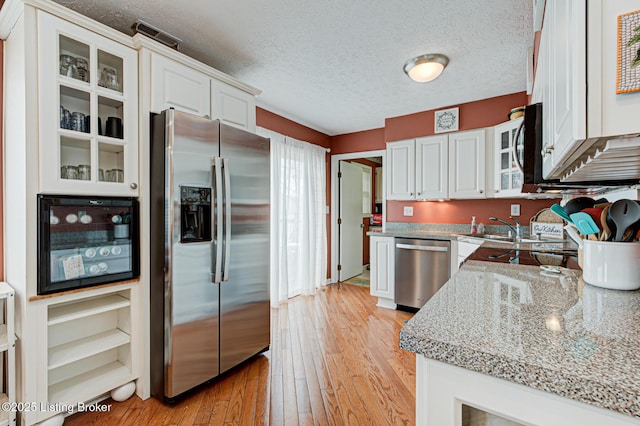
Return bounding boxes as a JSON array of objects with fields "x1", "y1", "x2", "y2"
[{"x1": 1, "y1": 1, "x2": 141, "y2": 424}]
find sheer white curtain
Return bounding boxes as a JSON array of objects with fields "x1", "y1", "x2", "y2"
[{"x1": 257, "y1": 127, "x2": 328, "y2": 306}]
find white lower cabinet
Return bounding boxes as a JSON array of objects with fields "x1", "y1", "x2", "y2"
[
  {"x1": 0, "y1": 283, "x2": 16, "y2": 426},
  {"x1": 456, "y1": 239, "x2": 482, "y2": 271},
  {"x1": 370, "y1": 236, "x2": 396, "y2": 309},
  {"x1": 32, "y1": 284, "x2": 138, "y2": 424}
]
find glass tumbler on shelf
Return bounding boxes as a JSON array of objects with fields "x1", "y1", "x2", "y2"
[
  {"x1": 71, "y1": 112, "x2": 86, "y2": 132},
  {"x1": 75, "y1": 57, "x2": 89, "y2": 82},
  {"x1": 59, "y1": 54, "x2": 77, "y2": 78},
  {"x1": 78, "y1": 164, "x2": 91, "y2": 181},
  {"x1": 112, "y1": 169, "x2": 124, "y2": 183},
  {"x1": 61, "y1": 165, "x2": 78, "y2": 180},
  {"x1": 99, "y1": 67, "x2": 119, "y2": 91},
  {"x1": 60, "y1": 106, "x2": 71, "y2": 130}
]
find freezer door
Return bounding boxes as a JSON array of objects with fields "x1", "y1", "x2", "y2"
[
  {"x1": 219, "y1": 124, "x2": 271, "y2": 373},
  {"x1": 166, "y1": 110, "x2": 221, "y2": 397}
]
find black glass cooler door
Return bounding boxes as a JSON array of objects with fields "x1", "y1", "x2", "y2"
[{"x1": 37, "y1": 195, "x2": 139, "y2": 295}]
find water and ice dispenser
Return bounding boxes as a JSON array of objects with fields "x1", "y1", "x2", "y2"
[{"x1": 179, "y1": 186, "x2": 212, "y2": 243}]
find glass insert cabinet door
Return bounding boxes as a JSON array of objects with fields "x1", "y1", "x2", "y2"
[
  {"x1": 38, "y1": 11, "x2": 139, "y2": 196},
  {"x1": 494, "y1": 117, "x2": 524, "y2": 196}
]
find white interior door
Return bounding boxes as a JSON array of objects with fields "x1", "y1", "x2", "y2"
[{"x1": 339, "y1": 161, "x2": 364, "y2": 281}]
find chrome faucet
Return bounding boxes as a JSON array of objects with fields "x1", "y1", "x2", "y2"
[{"x1": 489, "y1": 216, "x2": 522, "y2": 241}]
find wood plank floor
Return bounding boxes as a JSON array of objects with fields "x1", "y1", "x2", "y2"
[{"x1": 65, "y1": 283, "x2": 415, "y2": 425}]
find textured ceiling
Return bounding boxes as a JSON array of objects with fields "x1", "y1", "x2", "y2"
[{"x1": 53, "y1": 0, "x2": 533, "y2": 136}]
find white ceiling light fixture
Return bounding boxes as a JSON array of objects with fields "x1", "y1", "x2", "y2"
[{"x1": 403, "y1": 54, "x2": 449, "y2": 83}]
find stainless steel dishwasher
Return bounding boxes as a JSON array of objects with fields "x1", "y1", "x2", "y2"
[{"x1": 394, "y1": 238, "x2": 451, "y2": 309}]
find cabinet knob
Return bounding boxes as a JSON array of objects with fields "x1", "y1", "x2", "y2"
[
  {"x1": 410, "y1": 192, "x2": 413, "y2": 196},
  {"x1": 130, "y1": 183, "x2": 138, "y2": 189},
  {"x1": 494, "y1": 189, "x2": 499, "y2": 193},
  {"x1": 417, "y1": 192, "x2": 421, "y2": 196},
  {"x1": 479, "y1": 189, "x2": 484, "y2": 194}
]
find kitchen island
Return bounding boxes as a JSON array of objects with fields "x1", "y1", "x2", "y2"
[{"x1": 400, "y1": 259, "x2": 640, "y2": 425}]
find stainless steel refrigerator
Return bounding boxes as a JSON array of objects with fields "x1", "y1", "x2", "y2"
[{"x1": 150, "y1": 109, "x2": 270, "y2": 401}]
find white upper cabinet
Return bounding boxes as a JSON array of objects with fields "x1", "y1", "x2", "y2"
[
  {"x1": 538, "y1": 0, "x2": 640, "y2": 179},
  {"x1": 211, "y1": 79, "x2": 257, "y2": 131},
  {"x1": 416, "y1": 135, "x2": 448, "y2": 199},
  {"x1": 448, "y1": 129, "x2": 486, "y2": 199},
  {"x1": 386, "y1": 139, "x2": 415, "y2": 200},
  {"x1": 39, "y1": 12, "x2": 139, "y2": 196},
  {"x1": 387, "y1": 130, "x2": 485, "y2": 200},
  {"x1": 140, "y1": 36, "x2": 259, "y2": 132},
  {"x1": 150, "y1": 54, "x2": 211, "y2": 117},
  {"x1": 493, "y1": 118, "x2": 524, "y2": 197}
]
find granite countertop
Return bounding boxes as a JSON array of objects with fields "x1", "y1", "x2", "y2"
[{"x1": 400, "y1": 260, "x2": 640, "y2": 418}]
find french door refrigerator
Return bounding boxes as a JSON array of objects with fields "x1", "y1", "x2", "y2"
[{"x1": 150, "y1": 109, "x2": 270, "y2": 401}]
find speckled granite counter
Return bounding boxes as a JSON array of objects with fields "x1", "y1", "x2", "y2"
[{"x1": 400, "y1": 260, "x2": 640, "y2": 418}]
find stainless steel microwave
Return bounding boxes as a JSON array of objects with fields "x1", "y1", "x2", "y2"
[
  {"x1": 519, "y1": 103, "x2": 639, "y2": 194},
  {"x1": 37, "y1": 194, "x2": 140, "y2": 295}
]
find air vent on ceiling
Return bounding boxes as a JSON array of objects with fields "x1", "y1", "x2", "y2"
[{"x1": 133, "y1": 19, "x2": 182, "y2": 50}]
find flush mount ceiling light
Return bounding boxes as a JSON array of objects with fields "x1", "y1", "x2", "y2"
[{"x1": 403, "y1": 54, "x2": 449, "y2": 83}]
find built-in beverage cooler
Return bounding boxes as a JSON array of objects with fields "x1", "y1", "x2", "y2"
[{"x1": 37, "y1": 194, "x2": 139, "y2": 294}]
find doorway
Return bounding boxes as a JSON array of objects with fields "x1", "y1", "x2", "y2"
[{"x1": 331, "y1": 150, "x2": 385, "y2": 284}]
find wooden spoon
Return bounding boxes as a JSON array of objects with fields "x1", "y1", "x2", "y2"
[{"x1": 600, "y1": 204, "x2": 612, "y2": 241}]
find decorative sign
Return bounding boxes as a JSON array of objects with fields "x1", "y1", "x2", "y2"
[
  {"x1": 434, "y1": 107, "x2": 459, "y2": 133},
  {"x1": 617, "y1": 9, "x2": 640, "y2": 94},
  {"x1": 530, "y1": 222, "x2": 564, "y2": 240}
]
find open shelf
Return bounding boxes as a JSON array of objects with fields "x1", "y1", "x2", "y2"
[
  {"x1": 48, "y1": 329, "x2": 130, "y2": 370},
  {"x1": 48, "y1": 361, "x2": 133, "y2": 405},
  {"x1": 48, "y1": 294, "x2": 130, "y2": 325}
]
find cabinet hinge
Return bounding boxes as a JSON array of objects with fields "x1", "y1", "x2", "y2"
[{"x1": 338, "y1": 264, "x2": 342, "y2": 271}]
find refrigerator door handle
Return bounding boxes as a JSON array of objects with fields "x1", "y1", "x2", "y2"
[
  {"x1": 222, "y1": 158, "x2": 232, "y2": 282},
  {"x1": 211, "y1": 157, "x2": 224, "y2": 283}
]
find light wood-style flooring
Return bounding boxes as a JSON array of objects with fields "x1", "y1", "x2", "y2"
[{"x1": 65, "y1": 283, "x2": 415, "y2": 425}]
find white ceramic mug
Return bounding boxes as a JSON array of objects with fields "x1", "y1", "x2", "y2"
[{"x1": 582, "y1": 240, "x2": 640, "y2": 290}]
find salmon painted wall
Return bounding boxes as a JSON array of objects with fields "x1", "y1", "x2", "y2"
[
  {"x1": 387, "y1": 198, "x2": 555, "y2": 225},
  {"x1": 256, "y1": 108, "x2": 331, "y2": 148},
  {"x1": 331, "y1": 128, "x2": 385, "y2": 155},
  {"x1": 385, "y1": 92, "x2": 528, "y2": 142},
  {"x1": 256, "y1": 107, "x2": 332, "y2": 277}
]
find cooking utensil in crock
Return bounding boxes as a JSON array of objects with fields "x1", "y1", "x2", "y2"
[
  {"x1": 609, "y1": 199, "x2": 640, "y2": 242},
  {"x1": 564, "y1": 224, "x2": 583, "y2": 248},
  {"x1": 550, "y1": 204, "x2": 572, "y2": 223},
  {"x1": 600, "y1": 204, "x2": 612, "y2": 241},
  {"x1": 564, "y1": 197, "x2": 596, "y2": 215},
  {"x1": 569, "y1": 212, "x2": 600, "y2": 237},
  {"x1": 580, "y1": 207, "x2": 603, "y2": 232}
]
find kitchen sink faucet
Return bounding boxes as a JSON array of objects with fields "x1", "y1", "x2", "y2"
[{"x1": 489, "y1": 216, "x2": 523, "y2": 241}]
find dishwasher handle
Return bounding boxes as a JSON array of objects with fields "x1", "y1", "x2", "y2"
[{"x1": 396, "y1": 243, "x2": 449, "y2": 252}]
